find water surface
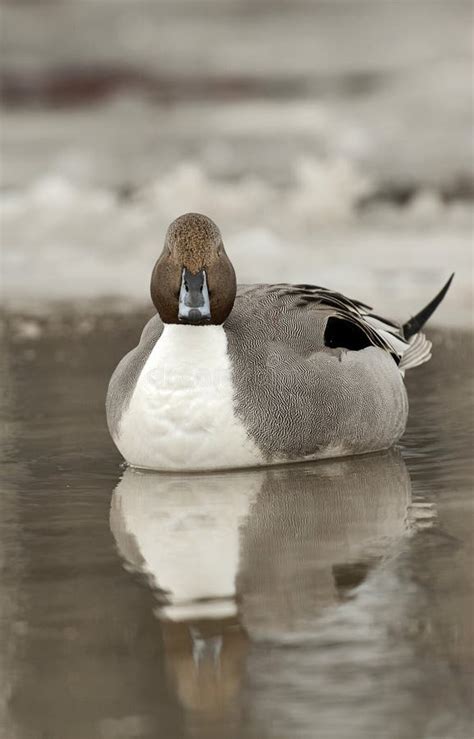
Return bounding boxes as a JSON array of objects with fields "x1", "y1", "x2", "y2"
[{"x1": 0, "y1": 314, "x2": 472, "y2": 739}]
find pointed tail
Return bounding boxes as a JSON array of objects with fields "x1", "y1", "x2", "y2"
[{"x1": 403, "y1": 273, "x2": 454, "y2": 339}]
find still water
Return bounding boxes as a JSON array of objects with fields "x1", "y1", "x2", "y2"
[{"x1": 1, "y1": 313, "x2": 472, "y2": 739}]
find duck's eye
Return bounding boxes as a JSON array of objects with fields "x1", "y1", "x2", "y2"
[{"x1": 324, "y1": 317, "x2": 372, "y2": 351}]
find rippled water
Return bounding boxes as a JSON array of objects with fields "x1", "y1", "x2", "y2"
[{"x1": 0, "y1": 314, "x2": 472, "y2": 739}]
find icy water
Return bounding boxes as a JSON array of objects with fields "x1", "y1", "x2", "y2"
[{"x1": 0, "y1": 313, "x2": 472, "y2": 739}]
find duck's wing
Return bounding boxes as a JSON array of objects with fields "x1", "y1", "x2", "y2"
[
  {"x1": 268, "y1": 280, "x2": 453, "y2": 373},
  {"x1": 275, "y1": 283, "x2": 410, "y2": 355}
]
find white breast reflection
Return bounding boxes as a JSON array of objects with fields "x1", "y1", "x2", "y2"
[
  {"x1": 111, "y1": 469, "x2": 262, "y2": 620},
  {"x1": 110, "y1": 467, "x2": 261, "y2": 719},
  {"x1": 110, "y1": 450, "x2": 413, "y2": 719}
]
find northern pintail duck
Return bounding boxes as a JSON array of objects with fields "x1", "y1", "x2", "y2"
[{"x1": 106, "y1": 213, "x2": 452, "y2": 471}]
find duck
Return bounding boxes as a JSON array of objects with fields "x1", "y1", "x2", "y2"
[{"x1": 106, "y1": 212, "x2": 453, "y2": 471}]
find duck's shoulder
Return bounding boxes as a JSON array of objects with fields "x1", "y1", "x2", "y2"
[{"x1": 106, "y1": 313, "x2": 164, "y2": 439}]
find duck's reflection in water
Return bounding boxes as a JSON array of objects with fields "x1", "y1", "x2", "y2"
[{"x1": 110, "y1": 450, "x2": 413, "y2": 732}]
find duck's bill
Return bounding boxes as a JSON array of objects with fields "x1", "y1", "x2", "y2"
[{"x1": 178, "y1": 267, "x2": 211, "y2": 324}]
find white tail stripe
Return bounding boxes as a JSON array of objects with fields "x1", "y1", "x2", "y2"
[{"x1": 399, "y1": 333, "x2": 432, "y2": 372}]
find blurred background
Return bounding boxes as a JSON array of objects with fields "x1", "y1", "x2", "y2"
[
  {"x1": 1, "y1": 0, "x2": 472, "y2": 318},
  {"x1": 1, "y1": 5, "x2": 473, "y2": 739}
]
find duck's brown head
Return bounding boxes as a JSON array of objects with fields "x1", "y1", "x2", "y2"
[{"x1": 151, "y1": 213, "x2": 237, "y2": 325}]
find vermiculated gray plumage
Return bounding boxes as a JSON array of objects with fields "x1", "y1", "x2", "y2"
[{"x1": 223, "y1": 284, "x2": 408, "y2": 460}]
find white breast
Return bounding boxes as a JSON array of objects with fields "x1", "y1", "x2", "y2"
[{"x1": 116, "y1": 324, "x2": 263, "y2": 471}]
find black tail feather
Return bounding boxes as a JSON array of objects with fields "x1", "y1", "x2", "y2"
[{"x1": 403, "y1": 273, "x2": 454, "y2": 339}]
